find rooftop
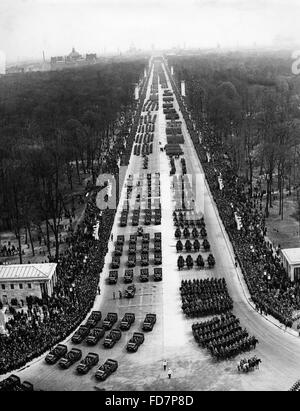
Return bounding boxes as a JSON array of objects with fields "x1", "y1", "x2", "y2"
[
  {"x1": 0, "y1": 263, "x2": 57, "y2": 282},
  {"x1": 281, "y1": 248, "x2": 300, "y2": 265}
]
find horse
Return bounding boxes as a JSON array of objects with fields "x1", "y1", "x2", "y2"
[{"x1": 237, "y1": 356, "x2": 261, "y2": 372}]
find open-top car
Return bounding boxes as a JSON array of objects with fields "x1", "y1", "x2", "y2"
[
  {"x1": 45, "y1": 344, "x2": 68, "y2": 365},
  {"x1": 120, "y1": 313, "x2": 135, "y2": 331},
  {"x1": 95, "y1": 359, "x2": 118, "y2": 381},
  {"x1": 126, "y1": 332, "x2": 145, "y2": 352},
  {"x1": 142, "y1": 314, "x2": 156, "y2": 331},
  {"x1": 86, "y1": 327, "x2": 105, "y2": 345},
  {"x1": 72, "y1": 325, "x2": 90, "y2": 344},
  {"x1": 76, "y1": 352, "x2": 99, "y2": 375},
  {"x1": 103, "y1": 329, "x2": 122, "y2": 348},
  {"x1": 86, "y1": 311, "x2": 102, "y2": 329},
  {"x1": 58, "y1": 348, "x2": 82, "y2": 369},
  {"x1": 103, "y1": 313, "x2": 118, "y2": 330},
  {"x1": 124, "y1": 284, "x2": 136, "y2": 298}
]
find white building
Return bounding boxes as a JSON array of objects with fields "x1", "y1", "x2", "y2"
[
  {"x1": 0, "y1": 263, "x2": 57, "y2": 305},
  {"x1": 281, "y1": 248, "x2": 300, "y2": 282}
]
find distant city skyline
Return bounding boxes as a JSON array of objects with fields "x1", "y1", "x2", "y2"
[{"x1": 1, "y1": 0, "x2": 300, "y2": 63}]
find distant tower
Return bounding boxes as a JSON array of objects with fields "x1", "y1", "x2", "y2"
[
  {"x1": 43, "y1": 50, "x2": 45, "y2": 62},
  {"x1": 0, "y1": 50, "x2": 6, "y2": 75},
  {"x1": 181, "y1": 80, "x2": 186, "y2": 97},
  {"x1": 134, "y1": 84, "x2": 139, "y2": 100},
  {"x1": 171, "y1": 66, "x2": 174, "y2": 75}
]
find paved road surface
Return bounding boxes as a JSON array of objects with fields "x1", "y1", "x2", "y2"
[{"x1": 6, "y1": 60, "x2": 300, "y2": 391}]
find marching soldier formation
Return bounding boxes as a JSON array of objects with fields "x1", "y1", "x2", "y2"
[{"x1": 192, "y1": 313, "x2": 258, "y2": 360}]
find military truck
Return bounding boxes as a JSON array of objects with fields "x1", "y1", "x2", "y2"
[
  {"x1": 103, "y1": 329, "x2": 122, "y2": 348},
  {"x1": 140, "y1": 268, "x2": 149, "y2": 282},
  {"x1": 58, "y1": 348, "x2": 82, "y2": 369},
  {"x1": 129, "y1": 234, "x2": 137, "y2": 244},
  {"x1": 86, "y1": 327, "x2": 105, "y2": 345},
  {"x1": 117, "y1": 234, "x2": 125, "y2": 245},
  {"x1": 127, "y1": 254, "x2": 136, "y2": 268},
  {"x1": 120, "y1": 313, "x2": 135, "y2": 331},
  {"x1": 86, "y1": 311, "x2": 102, "y2": 328},
  {"x1": 142, "y1": 233, "x2": 150, "y2": 243},
  {"x1": 76, "y1": 352, "x2": 99, "y2": 375},
  {"x1": 142, "y1": 313, "x2": 157, "y2": 331},
  {"x1": 124, "y1": 269, "x2": 134, "y2": 283},
  {"x1": 72, "y1": 325, "x2": 90, "y2": 344},
  {"x1": 153, "y1": 268, "x2": 162, "y2": 281},
  {"x1": 95, "y1": 359, "x2": 118, "y2": 381},
  {"x1": 0, "y1": 375, "x2": 21, "y2": 392},
  {"x1": 141, "y1": 253, "x2": 149, "y2": 267},
  {"x1": 45, "y1": 344, "x2": 68, "y2": 365},
  {"x1": 103, "y1": 313, "x2": 118, "y2": 330},
  {"x1": 114, "y1": 243, "x2": 123, "y2": 256},
  {"x1": 128, "y1": 242, "x2": 137, "y2": 254},
  {"x1": 111, "y1": 256, "x2": 120, "y2": 269},
  {"x1": 154, "y1": 251, "x2": 162, "y2": 265},
  {"x1": 108, "y1": 270, "x2": 118, "y2": 284},
  {"x1": 126, "y1": 332, "x2": 145, "y2": 352}
]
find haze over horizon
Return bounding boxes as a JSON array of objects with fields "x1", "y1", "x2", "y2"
[{"x1": 1, "y1": 0, "x2": 300, "y2": 63}]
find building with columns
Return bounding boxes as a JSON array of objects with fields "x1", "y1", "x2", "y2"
[
  {"x1": 0, "y1": 263, "x2": 57, "y2": 306},
  {"x1": 281, "y1": 248, "x2": 300, "y2": 282}
]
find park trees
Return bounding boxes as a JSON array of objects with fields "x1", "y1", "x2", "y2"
[{"x1": 0, "y1": 58, "x2": 146, "y2": 260}]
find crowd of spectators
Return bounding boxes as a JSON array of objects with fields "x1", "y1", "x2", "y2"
[
  {"x1": 0, "y1": 194, "x2": 115, "y2": 375},
  {"x1": 168, "y1": 67, "x2": 300, "y2": 328},
  {"x1": 289, "y1": 380, "x2": 300, "y2": 391}
]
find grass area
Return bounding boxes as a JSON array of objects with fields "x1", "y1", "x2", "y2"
[
  {"x1": 0, "y1": 172, "x2": 91, "y2": 264},
  {"x1": 266, "y1": 194, "x2": 300, "y2": 249}
]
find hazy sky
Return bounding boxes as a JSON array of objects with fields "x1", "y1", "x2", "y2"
[{"x1": 1, "y1": 0, "x2": 299, "y2": 62}]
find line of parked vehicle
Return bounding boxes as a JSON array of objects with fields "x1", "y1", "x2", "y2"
[
  {"x1": 43, "y1": 310, "x2": 157, "y2": 380},
  {"x1": 109, "y1": 266, "x2": 162, "y2": 285}
]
